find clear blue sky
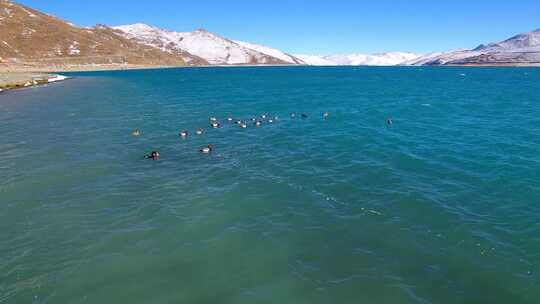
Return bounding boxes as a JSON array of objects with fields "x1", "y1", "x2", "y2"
[{"x1": 17, "y1": 0, "x2": 540, "y2": 55}]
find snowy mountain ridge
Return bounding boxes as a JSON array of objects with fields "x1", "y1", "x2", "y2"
[
  {"x1": 232, "y1": 40, "x2": 305, "y2": 64},
  {"x1": 114, "y1": 23, "x2": 299, "y2": 65},
  {"x1": 409, "y1": 28, "x2": 540, "y2": 65},
  {"x1": 114, "y1": 24, "x2": 422, "y2": 67},
  {"x1": 296, "y1": 52, "x2": 420, "y2": 66},
  {"x1": 5, "y1": 0, "x2": 538, "y2": 69},
  {"x1": 112, "y1": 24, "x2": 540, "y2": 67}
]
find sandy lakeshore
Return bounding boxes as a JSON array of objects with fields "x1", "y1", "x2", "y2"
[{"x1": 0, "y1": 63, "x2": 182, "y2": 73}]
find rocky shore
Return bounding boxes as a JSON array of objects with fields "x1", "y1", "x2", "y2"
[{"x1": 0, "y1": 72, "x2": 69, "y2": 93}]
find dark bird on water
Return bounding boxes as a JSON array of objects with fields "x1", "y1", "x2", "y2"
[{"x1": 144, "y1": 151, "x2": 160, "y2": 160}]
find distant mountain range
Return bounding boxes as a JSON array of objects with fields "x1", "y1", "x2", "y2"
[
  {"x1": 1, "y1": 0, "x2": 539, "y2": 69},
  {"x1": 407, "y1": 28, "x2": 540, "y2": 66},
  {"x1": 112, "y1": 24, "x2": 420, "y2": 66},
  {"x1": 295, "y1": 52, "x2": 420, "y2": 66}
]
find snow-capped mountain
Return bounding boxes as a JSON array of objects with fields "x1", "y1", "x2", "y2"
[
  {"x1": 409, "y1": 28, "x2": 540, "y2": 65},
  {"x1": 475, "y1": 28, "x2": 540, "y2": 52},
  {"x1": 232, "y1": 40, "x2": 304, "y2": 64},
  {"x1": 296, "y1": 52, "x2": 419, "y2": 66},
  {"x1": 404, "y1": 49, "x2": 484, "y2": 65},
  {"x1": 115, "y1": 24, "x2": 421, "y2": 67},
  {"x1": 114, "y1": 23, "x2": 297, "y2": 65},
  {"x1": 0, "y1": 1, "x2": 186, "y2": 67},
  {"x1": 5, "y1": 0, "x2": 540, "y2": 69}
]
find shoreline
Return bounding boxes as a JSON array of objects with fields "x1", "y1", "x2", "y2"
[
  {"x1": 0, "y1": 73, "x2": 70, "y2": 93},
  {"x1": 2, "y1": 63, "x2": 539, "y2": 75},
  {"x1": 1, "y1": 62, "x2": 538, "y2": 93},
  {"x1": 0, "y1": 64, "x2": 184, "y2": 73},
  {"x1": 0, "y1": 63, "x2": 311, "y2": 74}
]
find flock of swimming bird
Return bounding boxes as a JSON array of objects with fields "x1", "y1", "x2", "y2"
[{"x1": 136, "y1": 112, "x2": 393, "y2": 160}]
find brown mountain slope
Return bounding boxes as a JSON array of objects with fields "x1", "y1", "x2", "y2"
[{"x1": 0, "y1": 0, "x2": 192, "y2": 68}]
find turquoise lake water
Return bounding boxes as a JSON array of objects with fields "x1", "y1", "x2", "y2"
[{"x1": 0, "y1": 66, "x2": 539, "y2": 303}]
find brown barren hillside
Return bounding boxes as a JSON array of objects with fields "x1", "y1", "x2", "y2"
[{"x1": 0, "y1": 0, "x2": 195, "y2": 70}]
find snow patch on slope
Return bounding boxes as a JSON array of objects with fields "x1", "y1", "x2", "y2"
[
  {"x1": 294, "y1": 54, "x2": 336, "y2": 66},
  {"x1": 19, "y1": 5, "x2": 36, "y2": 18},
  {"x1": 233, "y1": 40, "x2": 304, "y2": 64},
  {"x1": 68, "y1": 41, "x2": 80, "y2": 55}
]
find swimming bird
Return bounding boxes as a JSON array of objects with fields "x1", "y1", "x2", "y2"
[
  {"x1": 268, "y1": 118, "x2": 274, "y2": 123},
  {"x1": 209, "y1": 117, "x2": 218, "y2": 122},
  {"x1": 179, "y1": 130, "x2": 189, "y2": 138},
  {"x1": 301, "y1": 114, "x2": 308, "y2": 119},
  {"x1": 255, "y1": 121, "x2": 262, "y2": 127},
  {"x1": 261, "y1": 114, "x2": 268, "y2": 120},
  {"x1": 239, "y1": 122, "x2": 248, "y2": 129},
  {"x1": 323, "y1": 112, "x2": 329, "y2": 119},
  {"x1": 200, "y1": 145, "x2": 213, "y2": 154},
  {"x1": 291, "y1": 113, "x2": 297, "y2": 118},
  {"x1": 144, "y1": 151, "x2": 160, "y2": 160},
  {"x1": 132, "y1": 129, "x2": 142, "y2": 136},
  {"x1": 227, "y1": 117, "x2": 234, "y2": 122},
  {"x1": 211, "y1": 122, "x2": 221, "y2": 129},
  {"x1": 387, "y1": 118, "x2": 393, "y2": 126},
  {"x1": 196, "y1": 128, "x2": 204, "y2": 135}
]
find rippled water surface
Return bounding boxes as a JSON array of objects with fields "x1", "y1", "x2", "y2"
[{"x1": 1, "y1": 67, "x2": 539, "y2": 303}]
